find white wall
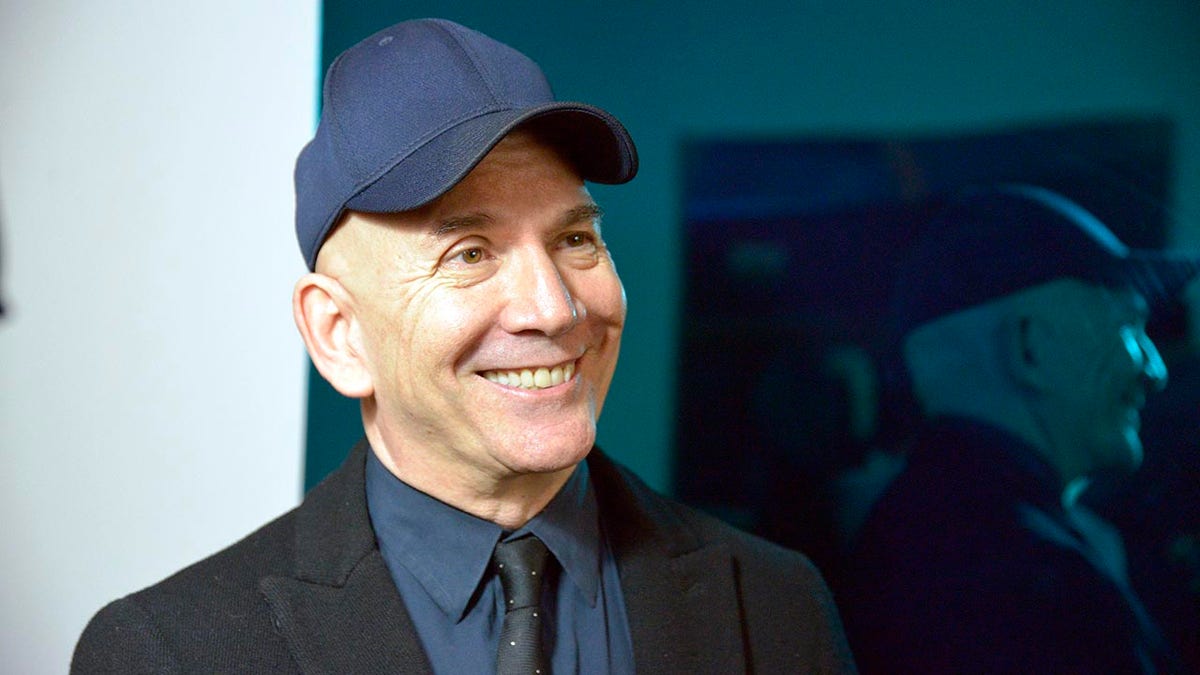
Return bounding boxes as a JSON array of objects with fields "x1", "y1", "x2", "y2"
[{"x1": 0, "y1": 2, "x2": 318, "y2": 671}]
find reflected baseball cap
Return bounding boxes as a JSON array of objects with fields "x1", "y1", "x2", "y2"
[
  {"x1": 294, "y1": 18, "x2": 639, "y2": 270},
  {"x1": 894, "y1": 184, "x2": 1200, "y2": 336}
]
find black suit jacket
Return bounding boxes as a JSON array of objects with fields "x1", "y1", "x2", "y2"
[
  {"x1": 73, "y1": 442, "x2": 856, "y2": 673},
  {"x1": 840, "y1": 418, "x2": 1178, "y2": 674}
]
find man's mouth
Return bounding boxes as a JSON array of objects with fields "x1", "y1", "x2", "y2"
[
  {"x1": 1123, "y1": 407, "x2": 1142, "y2": 429},
  {"x1": 481, "y1": 360, "x2": 576, "y2": 390}
]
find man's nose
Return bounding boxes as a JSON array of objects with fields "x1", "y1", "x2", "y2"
[
  {"x1": 499, "y1": 250, "x2": 580, "y2": 336},
  {"x1": 1139, "y1": 332, "x2": 1168, "y2": 392}
]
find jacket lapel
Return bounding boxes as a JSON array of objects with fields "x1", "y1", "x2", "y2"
[
  {"x1": 589, "y1": 451, "x2": 746, "y2": 673},
  {"x1": 261, "y1": 553, "x2": 432, "y2": 674},
  {"x1": 260, "y1": 440, "x2": 434, "y2": 675}
]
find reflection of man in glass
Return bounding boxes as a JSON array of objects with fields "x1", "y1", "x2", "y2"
[{"x1": 842, "y1": 185, "x2": 1193, "y2": 674}]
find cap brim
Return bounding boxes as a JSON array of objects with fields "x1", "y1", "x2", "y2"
[
  {"x1": 1119, "y1": 252, "x2": 1200, "y2": 307},
  {"x1": 345, "y1": 101, "x2": 637, "y2": 215}
]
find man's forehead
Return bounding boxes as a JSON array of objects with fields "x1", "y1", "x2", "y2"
[
  {"x1": 407, "y1": 130, "x2": 591, "y2": 229},
  {"x1": 1020, "y1": 278, "x2": 1147, "y2": 318},
  {"x1": 429, "y1": 203, "x2": 603, "y2": 238},
  {"x1": 325, "y1": 192, "x2": 601, "y2": 253},
  {"x1": 1099, "y1": 284, "x2": 1150, "y2": 318},
  {"x1": 1057, "y1": 280, "x2": 1150, "y2": 323}
]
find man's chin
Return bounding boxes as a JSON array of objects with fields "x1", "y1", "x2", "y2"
[
  {"x1": 496, "y1": 434, "x2": 595, "y2": 476},
  {"x1": 1122, "y1": 426, "x2": 1146, "y2": 470}
]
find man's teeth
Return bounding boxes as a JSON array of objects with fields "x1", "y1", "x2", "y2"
[{"x1": 484, "y1": 362, "x2": 575, "y2": 389}]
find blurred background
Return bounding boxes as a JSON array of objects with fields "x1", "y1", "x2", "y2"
[{"x1": 3, "y1": 1, "x2": 1198, "y2": 672}]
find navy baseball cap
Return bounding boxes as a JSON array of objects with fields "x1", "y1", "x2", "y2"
[
  {"x1": 893, "y1": 184, "x2": 1200, "y2": 337},
  {"x1": 294, "y1": 18, "x2": 639, "y2": 270}
]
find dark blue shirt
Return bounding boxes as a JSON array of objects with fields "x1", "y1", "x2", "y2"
[{"x1": 365, "y1": 449, "x2": 634, "y2": 674}]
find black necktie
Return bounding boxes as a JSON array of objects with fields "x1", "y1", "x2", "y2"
[{"x1": 493, "y1": 535, "x2": 551, "y2": 675}]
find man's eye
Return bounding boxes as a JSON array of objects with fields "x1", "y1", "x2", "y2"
[
  {"x1": 459, "y1": 248, "x2": 484, "y2": 264},
  {"x1": 563, "y1": 233, "x2": 594, "y2": 248}
]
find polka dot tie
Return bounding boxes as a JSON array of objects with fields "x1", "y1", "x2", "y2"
[{"x1": 493, "y1": 535, "x2": 551, "y2": 675}]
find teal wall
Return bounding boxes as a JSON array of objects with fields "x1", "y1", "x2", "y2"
[{"x1": 306, "y1": 1, "x2": 1200, "y2": 493}]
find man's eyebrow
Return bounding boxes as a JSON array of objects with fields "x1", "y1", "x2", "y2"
[
  {"x1": 1104, "y1": 287, "x2": 1150, "y2": 322},
  {"x1": 432, "y1": 213, "x2": 493, "y2": 237},
  {"x1": 562, "y1": 204, "x2": 604, "y2": 227}
]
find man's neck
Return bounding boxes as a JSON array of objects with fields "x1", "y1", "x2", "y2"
[{"x1": 364, "y1": 429, "x2": 577, "y2": 530}]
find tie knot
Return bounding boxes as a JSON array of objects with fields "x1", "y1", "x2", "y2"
[{"x1": 494, "y1": 535, "x2": 551, "y2": 611}]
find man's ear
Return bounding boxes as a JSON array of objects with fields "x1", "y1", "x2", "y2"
[
  {"x1": 292, "y1": 273, "x2": 374, "y2": 398},
  {"x1": 1000, "y1": 311, "x2": 1054, "y2": 391}
]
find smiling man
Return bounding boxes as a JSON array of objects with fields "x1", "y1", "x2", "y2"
[
  {"x1": 302, "y1": 130, "x2": 625, "y2": 528},
  {"x1": 840, "y1": 184, "x2": 1195, "y2": 674},
  {"x1": 71, "y1": 18, "x2": 855, "y2": 674}
]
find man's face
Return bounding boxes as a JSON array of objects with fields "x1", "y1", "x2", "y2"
[
  {"x1": 1036, "y1": 282, "x2": 1167, "y2": 477},
  {"x1": 320, "y1": 130, "x2": 626, "y2": 489}
]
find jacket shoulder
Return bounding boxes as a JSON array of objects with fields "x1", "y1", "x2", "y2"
[
  {"x1": 72, "y1": 442, "x2": 375, "y2": 673},
  {"x1": 71, "y1": 507, "x2": 302, "y2": 674},
  {"x1": 590, "y1": 448, "x2": 829, "y2": 578},
  {"x1": 666, "y1": 488, "x2": 855, "y2": 671}
]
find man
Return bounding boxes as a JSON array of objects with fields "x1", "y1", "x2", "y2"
[
  {"x1": 72, "y1": 18, "x2": 855, "y2": 673},
  {"x1": 840, "y1": 184, "x2": 1194, "y2": 674}
]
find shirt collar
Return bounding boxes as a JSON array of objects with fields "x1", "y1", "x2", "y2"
[
  {"x1": 365, "y1": 449, "x2": 601, "y2": 621},
  {"x1": 514, "y1": 459, "x2": 601, "y2": 608}
]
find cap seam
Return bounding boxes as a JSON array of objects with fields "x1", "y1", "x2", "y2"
[
  {"x1": 351, "y1": 104, "x2": 516, "y2": 203},
  {"x1": 432, "y1": 21, "x2": 502, "y2": 106},
  {"x1": 323, "y1": 50, "x2": 363, "y2": 180}
]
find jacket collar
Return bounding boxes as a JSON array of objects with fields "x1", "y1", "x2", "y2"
[{"x1": 259, "y1": 439, "x2": 435, "y2": 674}]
